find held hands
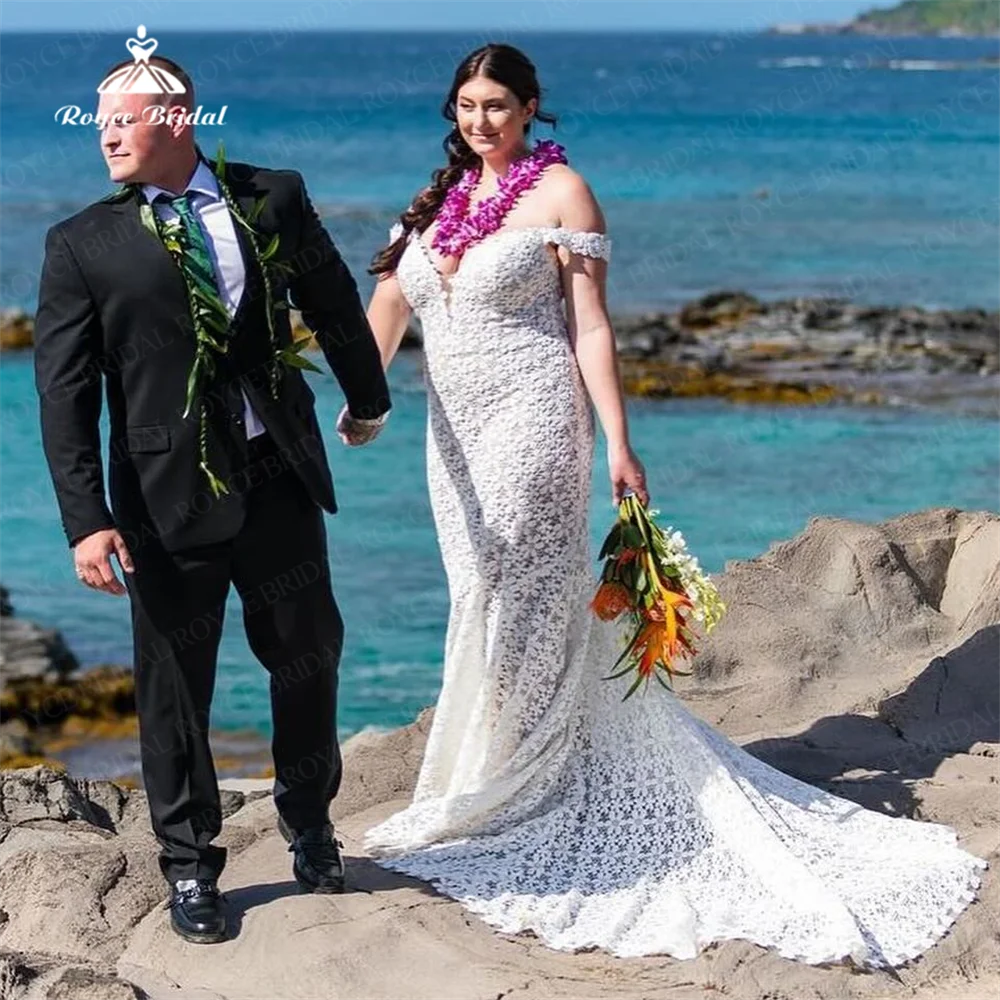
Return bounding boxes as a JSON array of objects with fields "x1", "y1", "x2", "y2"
[
  {"x1": 609, "y1": 442, "x2": 649, "y2": 507},
  {"x1": 73, "y1": 528, "x2": 134, "y2": 596},
  {"x1": 336, "y1": 404, "x2": 388, "y2": 447}
]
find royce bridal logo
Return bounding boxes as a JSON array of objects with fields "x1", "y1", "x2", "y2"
[
  {"x1": 98, "y1": 25, "x2": 186, "y2": 94},
  {"x1": 55, "y1": 25, "x2": 228, "y2": 127}
]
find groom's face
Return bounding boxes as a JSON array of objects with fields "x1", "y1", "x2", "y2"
[{"x1": 96, "y1": 91, "x2": 177, "y2": 184}]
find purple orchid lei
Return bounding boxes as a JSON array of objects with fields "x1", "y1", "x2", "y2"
[{"x1": 431, "y1": 138, "x2": 568, "y2": 258}]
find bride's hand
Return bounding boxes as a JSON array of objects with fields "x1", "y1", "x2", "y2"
[{"x1": 609, "y1": 443, "x2": 649, "y2": 507}]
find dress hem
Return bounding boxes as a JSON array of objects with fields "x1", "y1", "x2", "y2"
[{"x1": 366, "y1": 848, "x2": 988, "y2": 969}]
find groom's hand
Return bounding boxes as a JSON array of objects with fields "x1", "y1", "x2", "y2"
[
  {"x1": 73, "y1": 528, "x2": 134, "y2": 596},
  {"x1": 336, "y1": 404, "x2": 388, "y2": 447}
]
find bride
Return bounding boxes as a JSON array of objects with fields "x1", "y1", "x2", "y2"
[{"x1": 353, "y1": 42, "x2": 986, "y2": 967}]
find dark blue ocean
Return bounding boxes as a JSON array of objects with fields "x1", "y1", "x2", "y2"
[
  {"x1": 1, "y1": 30, "x2": 998, "y2": 739},
  {"x1": 2, "y1": 29, "x2": 998, "y2": 309}
]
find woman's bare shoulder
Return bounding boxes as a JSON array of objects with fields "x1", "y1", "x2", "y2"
[
  {"x1": 539, "y1": 162, "x2": 593, "y2": 197},
  {"x1": 537, "y1": 164, "x2": 604, "y2": 231}
]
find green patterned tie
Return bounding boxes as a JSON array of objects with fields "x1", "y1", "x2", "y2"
[{"x1": 162, "y1": 192, "x2": 225, "y2": 307}]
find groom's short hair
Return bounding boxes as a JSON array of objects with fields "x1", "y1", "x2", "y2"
[{"x1": 100, "y1": 55, "x2": 196, "y2": 108}]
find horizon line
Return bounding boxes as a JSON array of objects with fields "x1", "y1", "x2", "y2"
[
  {"x1": 0, "y1": 26, "x2": 796, "y2": 36},
  {"x1": 3, "y1": 26, "x2": 993, "y2": 38}
]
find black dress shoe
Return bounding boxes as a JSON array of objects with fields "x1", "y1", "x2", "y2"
[
  {"x1": 277, "y1": 815, "x2": 346, "y2": 893},
  {"x1": 168, "y1": 878, "x2": 227, "y2": 943}
]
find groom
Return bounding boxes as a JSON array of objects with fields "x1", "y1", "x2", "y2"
[{"x1": 33, "y1": 54, "x2": 391, "y2": 943}]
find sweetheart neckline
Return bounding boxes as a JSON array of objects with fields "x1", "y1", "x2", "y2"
[
  {"x1": 409, "y1": 224, "x2": 608, "y2": 297},
  {"x1": 401, "y1": 225, "x2": 610, "y2": 316},
  {"x1": 412, "y1": 225, "x2": 565, "y2": 284}
]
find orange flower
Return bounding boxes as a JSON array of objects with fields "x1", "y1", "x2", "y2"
[
  {"x1": 632, "y1": 618, "x2": 667, "y2": 679},
  {"x1": 646, "y1": 586, "x2": 693, "y2": 620},
  {"x1": 591, "y1": 581, "x2": 632, "y2": 621},
  {"x1": 634, "y1": 588, "x2": 696, "y2": 679}
]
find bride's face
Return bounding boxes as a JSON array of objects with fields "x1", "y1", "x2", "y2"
[{"x1": 455, "y1": 75, "x2": 536, "y2": 159}]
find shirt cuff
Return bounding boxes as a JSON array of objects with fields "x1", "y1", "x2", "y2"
[{"x1": 349, "y1": 410, "x2": 390, "y2": 426}]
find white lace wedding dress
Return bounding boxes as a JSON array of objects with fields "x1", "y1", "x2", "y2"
[{"x1": 362, "y1": 222, "x2": 987, "y2": 967}]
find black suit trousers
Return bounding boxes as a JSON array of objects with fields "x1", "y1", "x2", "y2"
[{"x1": 125, "y1": 432, "x2": 345, "y2": 883}]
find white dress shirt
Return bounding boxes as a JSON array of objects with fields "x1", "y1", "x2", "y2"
[{"x1": 143, "y1": 160, "x2": 266, "y2": 439}]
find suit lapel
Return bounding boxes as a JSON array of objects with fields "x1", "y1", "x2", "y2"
[{"x1": 109, "y1": 189, "x2": 191, "y2": 317}]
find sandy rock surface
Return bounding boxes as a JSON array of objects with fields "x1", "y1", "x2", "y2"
[{"x1": 0, "y1": 508, "x2": 996, "y2": 1000}]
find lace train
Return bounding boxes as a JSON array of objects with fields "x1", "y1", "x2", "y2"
[
  {"x1": 363, "y1": 221, "x2": 987, "y2": 967},
  {"x1": 365, "y1": 611, "x2": 986, "y2": 966}
]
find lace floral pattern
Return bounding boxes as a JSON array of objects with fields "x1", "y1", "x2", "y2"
[{"x1": 363, "y1": 225, "x2": 987, "y2": 967}]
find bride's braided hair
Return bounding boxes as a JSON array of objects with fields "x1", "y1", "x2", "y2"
[{"x1": 368, "y1": 43, "x2": 557, "y2": 276}]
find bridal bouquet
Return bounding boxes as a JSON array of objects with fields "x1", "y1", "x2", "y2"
[{"x1": 591, "y1": 493, "x2": 726, "y2": 699}]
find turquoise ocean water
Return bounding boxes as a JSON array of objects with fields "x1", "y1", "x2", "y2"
[
  {"x1": 2, "y1": 351, "x2": 997, "y2": 737},
  {"x1": 0, "y1": 29, "x2": 997, "y2": 737}
]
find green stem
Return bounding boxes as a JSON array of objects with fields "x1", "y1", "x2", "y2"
[
  {"x1": 215, "y1": 171, "x2": 282, "y2": 401},
  {"x1": 629, "y1": 495, "x2": 660, "y2": 575}
]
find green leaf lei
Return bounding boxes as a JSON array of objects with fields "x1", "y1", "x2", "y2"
[{"x1": 132, "y1": 140, "x2": 323, "y2": 498}]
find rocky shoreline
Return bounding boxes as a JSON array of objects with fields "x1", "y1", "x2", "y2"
[
  {"x1": 611, "y1": 293, "x2": 999, "y2": 415},
  {"x1": 5, "y1": 292, "x2": 997, "y2": 415},
  {"x1": 3, "y1": 283, "x2": 997, "y2": 782},
  {"x1": 0, "y1": 507, "x2": 996, "y2": 999},
  {"x1": 0, "y1": 587, "x2": 273, "y2": 785}
]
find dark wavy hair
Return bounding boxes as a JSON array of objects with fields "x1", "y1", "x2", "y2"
[{"x1": 369, "y1": 43, "x2": 557, "y2": 276}]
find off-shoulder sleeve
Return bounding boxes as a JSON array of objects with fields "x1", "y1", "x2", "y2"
[
  {"x1": 388, "y1": 221, "x2": 405, "y2": 242},
  {"x1": 544, "y1": 227, "x2": 612, "y2": 261}
]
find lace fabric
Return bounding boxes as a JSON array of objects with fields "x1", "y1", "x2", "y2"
[{"x1": 363, "y1": 224, "x2": 987, "y2": 967}]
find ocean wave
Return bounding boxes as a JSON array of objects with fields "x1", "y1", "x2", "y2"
[
  {"x1": 759, "y1": 55, "x2": 998, "y2": 71},
  {"x1": 759, "y1": 56, "x2": 826, "y2": 68}
]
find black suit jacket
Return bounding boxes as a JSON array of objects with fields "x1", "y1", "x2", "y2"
[{"x1": 34, "y1": 156, "x2": 391, "y2": 553}]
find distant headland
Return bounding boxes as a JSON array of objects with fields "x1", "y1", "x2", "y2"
[{"x1": 768, "y1": 0, "x2": 1000, "y2": 37}]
